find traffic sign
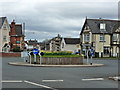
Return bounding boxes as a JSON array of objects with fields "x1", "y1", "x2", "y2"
[
  {"x1": 90, "y1": 49, "x2": 94, "y2": 56},
  {"x1": 40, "y1": 52, "x2": 44, "y2": 56},
  {"x1": 32, "y1": 49, "x2": 39, "y2": 54}
]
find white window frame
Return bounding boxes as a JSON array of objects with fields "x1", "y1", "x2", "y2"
[
  {"x1": 100, "y1": 35, "x2": 105, "y2": 41},
  {"x1": 3, "y1": 36, "x2": 7, "y2": 41},
  {"x1": 84, "y1": 34, "x2": 90, "y2": 42},
  {"x1": 100, "y1": 23, "x2": 106, "y2": 30},
  {"x1": 112, "y1": 34, "x2": 117, "y2": 41}
]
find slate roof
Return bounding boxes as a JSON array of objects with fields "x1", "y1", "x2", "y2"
[
  {"x1": 64, "y1": 38, "x2": 80, "y2": 44},
  {"x1": 27, "y1": 40, "x2": 38, "y2": 45},
  {"x1": 15, "y1": 24, "x2": 23, "y2": 36},
  {"x1": 10, "y1": 24, "x2": 24, "y2": 37},
  {"x1": 0, "y1": 17, "x2": 6, "y2": 29},
  {"x1": 80, "y1": 19, "x2": 120, "y2": 35}
]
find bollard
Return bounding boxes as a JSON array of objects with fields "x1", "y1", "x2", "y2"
[
  {"x1": 34, "y1": 54, "x2": 36, "y2": 64},
  {"x1": 28, "y1": 52, "x2": 32, "y2": 64}
]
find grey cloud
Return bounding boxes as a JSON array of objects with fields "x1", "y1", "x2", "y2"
[{"x1": 1, "y1": 1, "x2": 118, "y2": 41}]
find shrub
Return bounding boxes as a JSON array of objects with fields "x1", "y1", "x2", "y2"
[
  {"x1": 13, "y1": 47, "x2": 21, "y2": 52},
  {"x1": 40, "y1": 50, "x2": 72, "y2": 55}
]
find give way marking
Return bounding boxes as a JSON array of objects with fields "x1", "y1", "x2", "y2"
[
  {"x1": 1, "y1": 80, "x2": 23, "y2": 83},
  {"x1": 82, "y1": 78, "x2": 104, "y2": 81},
  {"x1": 24, "y1": 80, "x2": 58, "y2": 90},
  {"x1": 42, "y1": 80, "x2": 64, "y2": 82}
]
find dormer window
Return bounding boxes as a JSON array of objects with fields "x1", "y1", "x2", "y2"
[
  {"x1": 3, "y1": 24, "x2": 7, "y2": 30},
  {"x1": 85, "y1": 26, "x2": 89, "y2": 30},
  {"x1": 100, "y1": 23, "x2": 106, "y2": 30}
]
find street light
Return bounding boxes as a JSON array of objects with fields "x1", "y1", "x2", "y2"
[
  {"x1": 86, "y1": 46, "x2": 89, "y2": 64},
  {"x1": 103, "y1": 31, "x2": 104, "y2": 57}
]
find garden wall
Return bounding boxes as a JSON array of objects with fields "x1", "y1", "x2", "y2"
[{"x1": 1, "y1": 52, "x2": 21, "y2": 57}]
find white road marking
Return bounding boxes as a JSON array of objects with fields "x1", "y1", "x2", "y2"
[
  {"x1": 1, "y1": 80, "x2": 23, "y2": 83},
  {"x1": 42, "y1": 80, "x2": 64, "y2": 82},
  {"x1": 24, "y1": 80, "x2": 57, "y2": 90},
  {"x1": 82, "y1": 78, "x2": 104, "y2": 81}
]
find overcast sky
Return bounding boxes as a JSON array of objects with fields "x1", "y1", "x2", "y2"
[{"x1": 0, "y1": 0, "x2": 119, "y2": 42}]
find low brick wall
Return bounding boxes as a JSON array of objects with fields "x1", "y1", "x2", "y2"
[
  {"x1": 1, "y1": 52, "x2": 21, "y2": 57},
  {"x1": 30, "y1": 57, "x2": 83, "y2": 65}
]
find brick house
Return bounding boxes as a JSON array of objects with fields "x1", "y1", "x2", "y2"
[
  {"x1": 80, "y1": 18, "x2": 120, "y2": 57},
  {"x1": 9, "y1": 20, "x2": 25, "y2": 51}
]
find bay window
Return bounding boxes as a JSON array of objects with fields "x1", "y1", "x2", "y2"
[{"x1": 84, "y1": 34, "x2": 90, "y2": 42}]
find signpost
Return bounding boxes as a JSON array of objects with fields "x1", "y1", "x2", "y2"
[
  {"x1": 32, "y1": 49, "x2": 39, "y2": 64},
  {"x1": 90, "y1": 48, "x2": 94, "y2": 65},
  {"x1": 28, "y1": 52, "x2": 32, "y2": 64},
  {"x1": 28, "y1": 49, "x2": 44, "y2": 65},
  {"x1": 86, "y1": 46, "x2": 89, "y2": 64}
]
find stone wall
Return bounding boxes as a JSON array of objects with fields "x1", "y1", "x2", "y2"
[{"x1": 30, "y1": 57, "x2": 83, "y2": 65}]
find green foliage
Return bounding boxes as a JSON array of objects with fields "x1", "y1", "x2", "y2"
[
  {"x1": 40, "y1": 50, "x2": 72, "y2": 55},
  {"x1": 43, "y1": 51, "x2": 72, "y2": 55},
  {"x1": 13, "y1": 47, "x2": 21, "y2": 52}
]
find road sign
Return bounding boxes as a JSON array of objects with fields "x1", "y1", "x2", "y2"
[
  {"x1": 90, "y1": 49, "x2": 94, "y2": 56},
  {"x1": 40, "y1": 52, "x2": 44, "y2": 56},
  {"x1": 32, "y1": 49, "x2": 39, "y2": 54}
]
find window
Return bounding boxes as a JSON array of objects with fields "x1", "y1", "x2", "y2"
[
  {"x1": 104, "y1": 47, "x2": 110, "y2": 55},
  {"x1": 76, "y1": 44, "x2": 79, "y2": 48},
  {"x1": 3, "y1": 24, "x2": 7, "y2": 30},
  {"x1": 112, "y1": 34, "x2": 117, "y2": 41},
  {"x1": 62, "y1": 43, "x2": 64, "y2": 48},
  {"x1": 100, "y1": 35, "x2": 105, "y2": 41},
  {"x1": 3, "y1": 36, "x2": 7, "y2": 41},
  {"x1": 84, "y1": 26, "x2": 89, "y2": 30},
  {"x1": 84, "y1": 34, "x2": 90, "y2": 42},
  {"x1": 16, "y1": 41, "x2": 20, "y2": 44},
  {"x1": 100, "y1": 23, "x2": 106, "y2": 30}
]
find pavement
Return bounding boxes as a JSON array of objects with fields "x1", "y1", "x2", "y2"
[{"x1": 8, "y1": 62, "x2": 104, "y2": 67}]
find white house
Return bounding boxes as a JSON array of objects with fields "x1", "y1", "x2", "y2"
[
  {"x1": 25, "y1": 39, "x2": 40, "y2": 51},
  {"x1": 61, "y1": 38, "x2": 81, "y2": 53},
  {"x1": 0, "y1": 17, "x2": 10, "y2": 52}
]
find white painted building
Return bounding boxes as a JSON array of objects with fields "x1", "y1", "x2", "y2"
[
  {"x1": 61, "y1": 38, "x2": 81, "y2": 53},
  {"x1": 0, "y1": 17, "x2": 10, "y2": 52},
  {"x1": 25, "y1": 39, "x2": 40, "y2": 51}
]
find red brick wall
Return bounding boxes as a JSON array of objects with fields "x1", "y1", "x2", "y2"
[
  {"x1": 9, "y1": 21, "x2": 24, "y2": 51},
  {"x1": 1, "y1": 52, "x2": 21, "y2": 57},
  {"x1": 9, "y1": 21, "x2": 16, "y2": 35},
  {"x1": 10, "y1": 37, "x2": 21, "y2": 49}
]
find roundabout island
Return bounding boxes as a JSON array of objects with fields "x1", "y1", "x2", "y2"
[
  {"x1": 13, "y1": 50, "x2": 104, "y2": 67},
  {"x1": 8, "y1": 62, "x2": 104, "y2": 67}
]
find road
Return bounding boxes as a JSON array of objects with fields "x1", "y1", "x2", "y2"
[{"x1": 1, "y1": 57, "x2": 119, "y2": 89}]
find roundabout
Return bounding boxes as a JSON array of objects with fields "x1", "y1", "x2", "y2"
[{"x1": 8, "y1": 62, "x2": 104, "y2": 67}]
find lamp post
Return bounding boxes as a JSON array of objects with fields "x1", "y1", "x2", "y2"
[
  {"x1": 86, "y1": 46, "x2": 89, "y2": 64},
  {"x1": 103, "y1": 32, "x2": 104, "y2": 57}
]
